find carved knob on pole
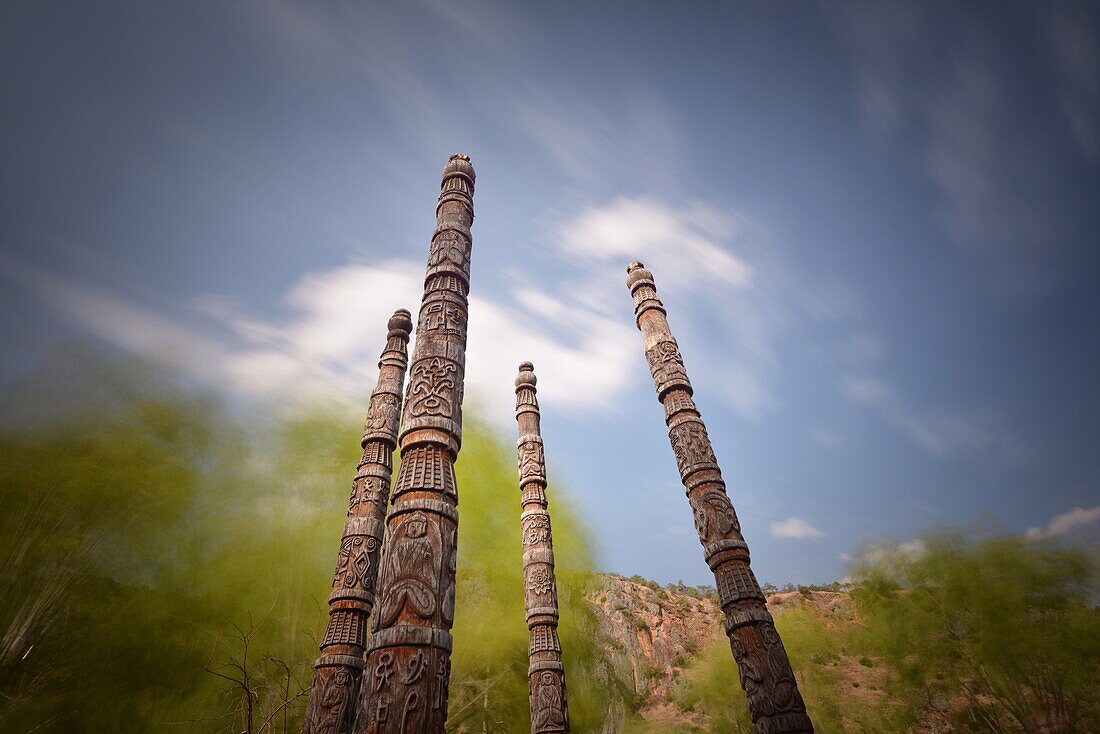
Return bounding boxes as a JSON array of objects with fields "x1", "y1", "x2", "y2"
[
  {"x1": 388, "y1": 308, "x2": 413, "y2": 337},
  {"x1": 516, "y1": 361, "x2": 537, "y2": 389},
  {"x1": 443, "y1": 153, "x2": 476, "y2": 183}
]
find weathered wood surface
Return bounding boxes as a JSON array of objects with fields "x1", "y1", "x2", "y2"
[
  {"x1": 303, "y1": 308, "x2": 413, "y2": 734},
  {"x1": 626, "y1": 261, "x2": 814, "y2": 734},
  {"x1": 514, "y1": 362, "x2": 570, "y2": 734},
  {"x1": 356, "y1": 155, "x2": 476, "y2": 734}
]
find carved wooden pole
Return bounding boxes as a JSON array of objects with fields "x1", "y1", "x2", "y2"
[
  {"x1": 303, "y1": 308, "x2": 414, "y2": 734},
  {"x1": 356, "y1": 154, "x2": 475, "y2": 734},
  {"x1": 514, "y1": 362, "x2": 570, "y2": 734},
  {"x1": 626, "y1": 261, "x2": 814, "y2": 734}
]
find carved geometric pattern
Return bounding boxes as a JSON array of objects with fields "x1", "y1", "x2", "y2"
[
  {"x1": 333, "y1": 535, "x2": 379, "y2": 590},
  {"x1": 646, "y1": 338, "x2": 690, "y2": 395},
  {"x1": 516, "y1": 388, "x2": 537, "y2": 411},
  {"x1": 348, "y1": 476, "x2": 388, "y2": 515},
  {"x1": 526, "y1": 565, "x2": 555, "y2": 596},
  {"x1": 528, "y1": 626, "x2": 561, "y2": 655},
  {"x1": 522, "y1": 513, "x2": 552, "y2": 546},
  {"x1": 419, "y1": 300, "x2": 466, "y2": 336},
  {"x1": 669, "y1": 419, "x2": 718, "y2": 476},
  {"x1": 407, "y1": 357, "x2": 459, "y2": 418},
  {"x1": 393, "y1": 445, "x2": 456, "y2": 497},
  {"x1": 692, "y1": 486, "x2": 741, "y2": 542},
  {"x1": 663, "y1": 389, "x2": 696, "y2": 419},
  {"x1": 425, "y1": 273, "x2": 468, "y2": 297},
  {"x1": 716, "y1": 561, "x2": 764, "y2": 607},
  {"x1": 428, "y1": 229, "x2": 469, "y2": 271},
  {"x1": 522, "y1": 484, "x2": 547, "y2": 506},
  {"x1": 321, "y1": 609, "x2": 367, "y2": 648},
  {"x1": 359, "y1": 441, "x2": 391, "y2": 468}
]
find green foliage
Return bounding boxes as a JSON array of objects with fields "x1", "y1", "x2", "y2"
[
  {"x1": 4, "y1": 347, "x2": 1099, "y2": 733},
  {"x1": 851, "y1": 530, "x2": 1100, "y2": 732},
  {"x1": 0, "y1": 347, "x2": 632, "y2": 732}
]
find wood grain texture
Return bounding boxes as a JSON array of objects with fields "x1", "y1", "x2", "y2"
[
  {"x1": 356, "y1": 155, "x2": 476, "y2": 734},
  {"x1": 626, "y1": 261, "x2": 814, "y2": 734},
  {"x1": 515, "y1": 362, "x2": 570, "y2": 734},
  {"x1": 303, "y1": 308, "x2": 413, "y2": 734}
]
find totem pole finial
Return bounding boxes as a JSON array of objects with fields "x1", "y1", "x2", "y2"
[
  {"x1": 516, "y1": 361, "x2": 536, "y2": 387},
  {"x1": 357, "y1": 156, "x2": 477, "y2": 733},
  {"x1": 302, "y1": 306, "x2": 413, "y2": 734},
  {"x1": 515, "y1": 362, "x2": 570, "y2": 734},
  {"x1": 625, "y1": 262, "x2": 814, "y2": 734},
  {"x1": 388, "y1": 308, "x2": 413, "y2": 336}
]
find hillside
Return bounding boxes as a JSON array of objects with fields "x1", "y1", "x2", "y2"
[{"x1": 588, "y1": 574, "x2": 888, "y2": 731}]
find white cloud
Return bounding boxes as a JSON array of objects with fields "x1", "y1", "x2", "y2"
[
  {"x1": 7, "y1": 191, "x2": 782, "y2": 424},
  {"x1": 550, "y1": 196, "x2": 783, "y2": 420},
  {"x1": 1026, "y1": 506, "x2": 1100, "y2": 540},
  {"x1": 555, "y1": 196, "x2": 751, "y2": 289},
  {"x1": 838, "y1": 552, "x2": 852, "y2": 562},
  {"x1": 771, "y1": 517, "x2": 825, "y2": 540}
]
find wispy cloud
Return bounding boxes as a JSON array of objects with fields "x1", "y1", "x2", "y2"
[
  {"x1": 1049, "y1": 3, "x2": 1100, "y2": 161},
  {"x1": 838, "y1": 373, "x2": 1023, "y2": 462},
  {"x1": 549, "y1": 196, "x2": 784, "y2": 420},
  {"x1": 830, "y1": 0, "x2": 1094, "y2": 293},
  {"x1": 1, "y1": 254, "x2": 229, "y2": 374},
  {"x1": 4, "y1": 185, "x2": 784, "y2": 427},
  {"x1": 1026, "y1": 506, "x2": 1100, "y2": 540},
  {"x1": 771, "y1": 517, "x2": 825, "y2": 540}
]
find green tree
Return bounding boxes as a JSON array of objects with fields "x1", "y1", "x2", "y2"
[
  {"x1": 852, "y1": 530, "x2": 1100, "y2": 732},
  {"x1": 0, "y1": 345, "x2": 633, "y2": 732}
]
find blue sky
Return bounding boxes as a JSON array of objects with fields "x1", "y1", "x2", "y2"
[{"x1": 2, "y1": 1, "x2": 1099, "y2": 585}]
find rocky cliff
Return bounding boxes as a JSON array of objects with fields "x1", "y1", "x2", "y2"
[
  {"x1": 589, "y1": 574, "x2": 725, "y2": 697},
  {"x1": 587, "y1": 574, "x2": 871, "y2": 729}
]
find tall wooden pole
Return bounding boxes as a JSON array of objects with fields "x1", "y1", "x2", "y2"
[
  {"x1": 356, "y1": 154, "x2": 476, "y2": 734},
  {"x1": 626, "y1": 261, "x2": 814, "y2": 734},
  {"x1": 303, "y1": 308, "x2": 413, "y2": 734},
  {"x1": 514, "y1": 362, "x2": 570, "y2": 734}
]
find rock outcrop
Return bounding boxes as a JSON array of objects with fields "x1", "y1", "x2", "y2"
[{"x1": 588, "y1": 574, "x2": 725, "y2": 697}]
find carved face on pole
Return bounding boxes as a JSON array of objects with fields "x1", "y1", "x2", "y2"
[
  {"x1": 535, "y1": 671, "x2": 565, "y2": 728},
  {"x1": 375, "y1": 513, "x2": 438, "y2": 628}
]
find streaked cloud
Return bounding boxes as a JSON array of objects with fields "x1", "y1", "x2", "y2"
[
  {"x1": 1026, "y1": 506, "x2": 1100, "y2": 540},
  {"x1": 3, "y1": 186, "x2": 783, "y2": 428},
  {"x1": 838, "y1": 373, "x2": 1023, "y2": 462},
  {"x1": 771, "y1": 517, "x2": 825, "y2": 540},
  {"x1": 831, "y1": 0, "x2": 1095, "y2": 293}
]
